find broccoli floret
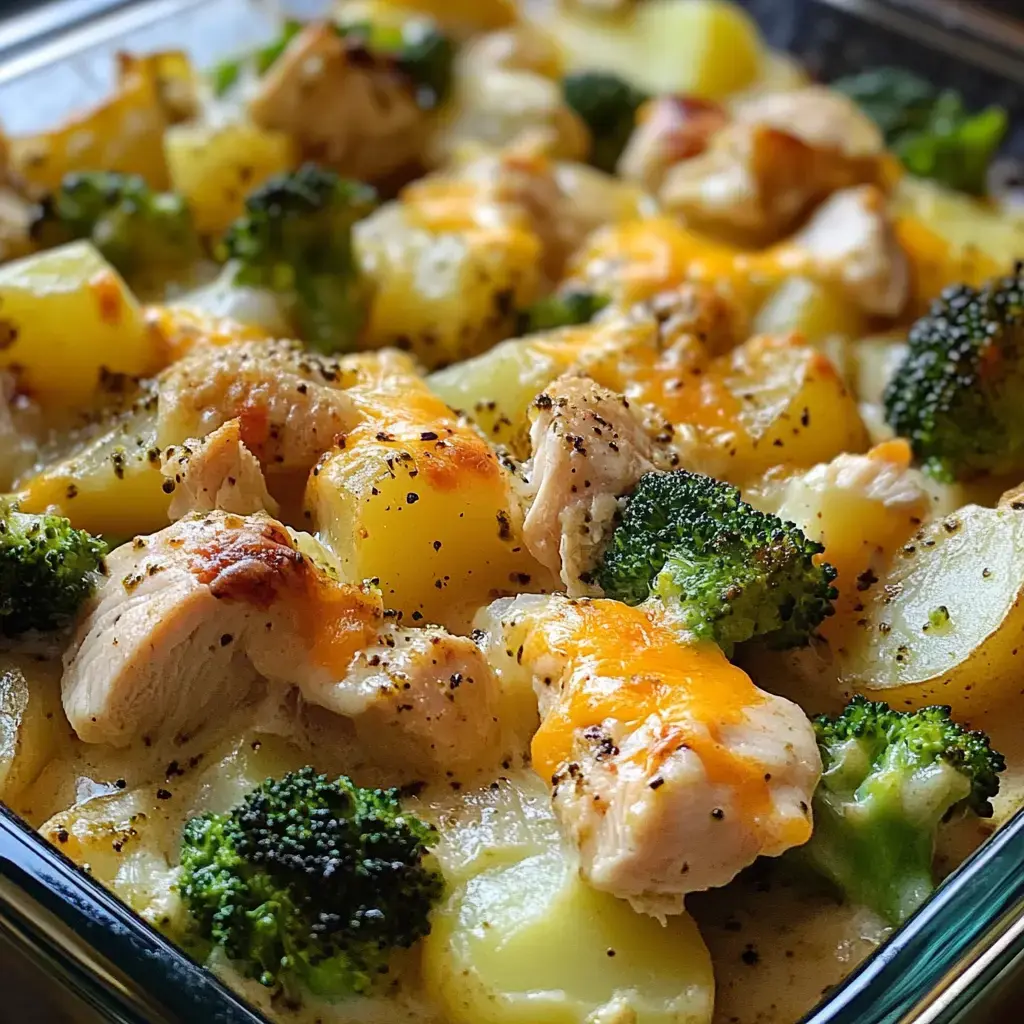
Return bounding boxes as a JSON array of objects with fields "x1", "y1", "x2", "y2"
[
  {"x1": 0, "y1": 501, "x2": 107, "y2": 636},
  {"x1": 220, "y1": 165, "x2": 378, "y2": 354},
  {"x1": 805, "y1": 696, "x2": 1005, "y2": 924},
  {"x1": 517, "y1": 289, "x2": 610, "y2": 334},
  {"x1": 832, "y1": 67, "x2": 1006, "y2": 195},
  {"x1": 883, "y1": 266, "x2": 1024, "y2": 481},
  {"x1": 30, "y1": 172, "x2": 202, "y2": 294},
  {"x1": 179, "y1": 767, "x2": 443, "y2": 1002},
  {"x1": 595, "y1": 470, "x2": 836, "y2": 655},
  {"x1": 562, "y1": 71, "x2": 649, "y2": 174}
]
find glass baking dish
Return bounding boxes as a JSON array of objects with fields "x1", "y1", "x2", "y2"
[{"x1": 1, "y1": 0, "x2": 1024, "y2": 1020}]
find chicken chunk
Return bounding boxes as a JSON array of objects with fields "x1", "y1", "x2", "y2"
[
  {"x1": 480, "y1": 594, "x2": 821, "y2": 917},
  {"x1": 521, "y1": 375, "x2": 656, "y2": 595},
  {"x1": 657, "y1": 87, "x2": 887, "y2": 245},
  {"x1": 248, "y1": 22, "x2": 435, "y2": 183},
  {"x1": 609, "y1": 280, "x2": 745, "y2": 358},
  {"x1": 303, "y1": 624, "x2": 502, "y2": 774},
  {"x1": 618, "y1": 95, "x2": 728, "y2": 195},
  {"x1": 161, "y1": 420, "x2": 279, "y2": 520},
  {"x1": 156, "y1": 340, "x2": 359, "y2": 472},
  {"x1": 62, "y1": 511, "x2": 383, "y2": 747},
  {"x1": 779, "y1": 186, "x2": 910, "y2": 318}
]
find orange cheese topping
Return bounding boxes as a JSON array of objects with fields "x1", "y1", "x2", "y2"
[
  {"x1": 145, "y1": 305, "x2": 271, "y2": 365},
  {"x1": 529, "y1": 601, "x2": 778, "y2": 826},
  {"x1": 342, "y1": 356, "x2": 504, "y2": 491}
]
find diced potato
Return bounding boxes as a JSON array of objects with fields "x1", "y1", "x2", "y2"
[
  {"x1": 836, "y1": 503, "x2": 1024, "y2": 715},
  {"x1": 0, "y1": 655, "x2": 65, "y2": 811},
  {"x1": 7, "y1": 52, "x2": 193, "y2": 194},
  {"x1": 164, "y1": 122, "x2": 298, "y2": 237},
  {"x1": 307, "y1": 381, "x2": 553, "y2": 629},
  {"x1": 427, "y1": 324, "x2": 597, "y2": 452},
  {"x1": 356, "y1": 204, "x2": 544, "y2": 368},
  {"x1": 892, "y1": 176, "x2": 1024, "y2": 268},
  {"x1": 15, "y1": 396, "x2": 169, "y2": 539},
  {"x1": 754, "y1": 277, "x2": 867, "y2": 349},
  {"x1": 0, "y1": 242, "x2": 160, "y2": 406},
  {"x1": 421, "y1": 774, "x2": 715, "y2": 1024},
  {"x1": 546, "y1": 0, "x2": 762, "y2": 99}
]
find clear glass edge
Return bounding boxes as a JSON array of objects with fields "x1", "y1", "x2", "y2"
[{"x1": 0, "y1": 0, "x2": 1023, "y2": 1020}]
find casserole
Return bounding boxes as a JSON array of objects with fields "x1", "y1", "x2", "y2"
[{"x1": 0, "y1": 1, "x2": 1023, "y2": 1022}]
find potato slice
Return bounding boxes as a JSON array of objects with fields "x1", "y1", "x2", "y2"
[
  {"x1": 15, "y1": 396, "x2": 169, "y2": 539},
  {"x1": 836, "y1": 504, "x2": 1024, "y2": 715},
  {"x1": 0, "y1": 242, "x2": 158, "y2": 406},
  {"x1": 422, "y1": 774, "x2": 714, "y2": 1024},
  {"x1": 0, "y1": 655, "x2": 65, "y2": 811},
  {"x1": 427, "y1": 323, "x2": 600, "y2": 452},
  {"x1": 164, "y1": 122, "x2": 297, "y2": 238},
  {"x1": 753, "y1": 277, "x2": 867, "y2": 349},
  {"x1": 546, "y1": 0, "x2": 762, "y2": 99}
]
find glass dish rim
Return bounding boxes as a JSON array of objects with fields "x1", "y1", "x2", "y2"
[{"x1": 1, "y1": 0, "x2": 1024, "y2": 1021}]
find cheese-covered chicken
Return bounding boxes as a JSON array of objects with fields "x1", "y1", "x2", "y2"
[
  {"x1": 478, "y1": 594, "x2": 821, "y2": 917},
  {"x1": 62, "y1": 511, "x2": 383, "y2": 747},
  {"x1": 64, "y1": 509, "x2": 508, "y2": 776},
  {"x1": 521, "y1": 375, "x2": 656, "y2": 594},
  {"x1": 161, "y1": 419, "x2": 279, "y2": 519}
]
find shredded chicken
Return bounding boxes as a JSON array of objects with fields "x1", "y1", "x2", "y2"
[
  {"x1": 782, "y1": 185, "x2": 910, "y2": 317},
  {"x1": 521, "y1": 375, "x2": 656, "y2": 594},
  {"x1": 479, "y1": 594, "x2": 822, "y2": 917},
  {"x1": 161, "y1": 419, "x2": 279, "y2": 520},
  {"x1": 156, "y1": 340, "x2": 360, "y2": 472},
  {"x1": 657, "y1": 87, "x2": 887, "y2": 245},
  {"x1": 248, "y1": 22, "x2": 435, "y2": 183}
]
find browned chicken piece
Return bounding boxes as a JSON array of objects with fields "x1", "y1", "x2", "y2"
[
  {"x1": 62, "y1": 511, "x2": 384, "y2": 747},
  {"x1": 248, "y1": 22, "x2": 436, "y2": 184},
  {"x1": 617, "y1": 95, "x2": 729, "y2": 194},
  {"x1": 781, "y1": 185, "x2": 910, "y2": 318},
  {"x1": 64, "y1": 510, "x2": 506, "y2": 773},
  {"x1": 521, "y1": 375, "x2": 656, "y2": 594},
  {"x1": 655, "y1": 87, "x2": 888, "y2": 245},
  {"x1": 156, "y1": 340, "x2": 360, "y2": 473},
  {"x1": 161, "y1": 419, "x2": 279, "y2": 520}
]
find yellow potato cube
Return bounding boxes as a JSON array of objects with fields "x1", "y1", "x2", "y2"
[
  {"x1": 0, "y1": 242, "x2": 159, "y2": 406},
  {"x1": 164, "y1": 122, "x2": 298, "y2": 238}
]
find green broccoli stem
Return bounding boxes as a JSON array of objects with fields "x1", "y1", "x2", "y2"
[{"x1": 808, "y1": 782, "x2": 954, "y2": 925}]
